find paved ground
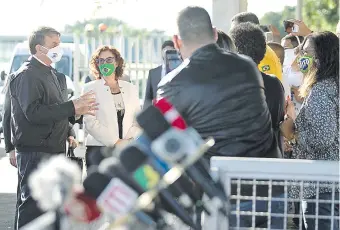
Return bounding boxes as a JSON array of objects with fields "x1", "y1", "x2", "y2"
[
  {"x1": 0, "y1": 142, "x2": 17, "y2": 230},
  {"x1": 0, "y1": 142, "x2": 89, "y2": 229}
]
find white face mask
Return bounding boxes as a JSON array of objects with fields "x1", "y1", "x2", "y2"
[
  {"x1": 283, "y1": 49, "x2": 295, "y2": 67},
  {"x1": 287, "y1": 67, "x2": 304, "y2": 87},
  {"x1": 42, "y1": 45, "x2": 63, "y2": 63}
]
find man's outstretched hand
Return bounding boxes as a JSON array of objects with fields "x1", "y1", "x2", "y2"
[{"x1": 72, "y1": 91, "x2": 99, "y2": 116}]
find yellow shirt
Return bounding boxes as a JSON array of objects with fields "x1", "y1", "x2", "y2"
[{"x1": 258, "y1": 45, "x2": 282, "y2": 81}]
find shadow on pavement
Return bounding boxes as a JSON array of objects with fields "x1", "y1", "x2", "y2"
[{"x1": 0, "y1": 193, "x2": 16, "y2": 229}]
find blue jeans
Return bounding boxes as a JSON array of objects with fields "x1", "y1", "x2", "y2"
[
  {"x1": 300, "y1": 192, "x2": 339, "y2": 230},
  {"x1": 230, "y1": 194, "x2": 285, "y2": 229},
  {"x1": 16, "y1": 152, "x2": 56, "y2": 229}
]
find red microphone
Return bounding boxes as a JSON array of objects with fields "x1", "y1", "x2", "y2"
[
  {"x1": 64, "y1": 191, "x2": 101, "y2": 223},
  {"x1": 154, "y1": 98, "x2": 187, "y2": 130}
]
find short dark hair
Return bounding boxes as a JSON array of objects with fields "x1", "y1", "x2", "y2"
[
  {"x1": 283, "y1": 35, "x2": 304, "y2": 48},
  {"x1": 216, "y1": 30, "x2": 236, "y2": 52},
  {"x1": 29, "y1": 27, "x2": 60, "y2": 55},
  {"x1": 161, "y1": 40, "x2": 174, "y2": 50},
  {"x1": 230, "y1": 22, "x2": 266, "y2": 65},
  {"x1": 231, "y1": 12, "x2": 260, "y2": 25},
  {"x1": 177, "y1": 6, "x2": 214, "y2": 44},
  {"x1": 267, "y1": 42, "x2": 284, "y2": 65}
]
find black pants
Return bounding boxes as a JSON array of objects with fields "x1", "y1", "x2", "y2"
[
  {"x1": 14, "y1": 173, "x2": 21, "y2": 230},
  {"x1": 16, "y1": 152, "x2": 56, "y2": 229},
  {"x1": 294, "y1": 192, "x2": 340, "y2": 230},
  {"x1": 85, "y1": 146, "x2": 103, "y2": 168}
]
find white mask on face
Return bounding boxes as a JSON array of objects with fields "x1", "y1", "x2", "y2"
[
  {"x1": 42, "y1": 45, "x2": 63, "y2": 63},
  {"x1": 287, "y1": 67, "x2": 304, "y2": 87},
  {"x1": 283, "y1": 49, "x2": 295, "y2": 67}
]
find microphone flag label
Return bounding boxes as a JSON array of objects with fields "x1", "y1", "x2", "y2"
[
  {"x1": 97, "y1": 178, "x2": 138, "y2": 219},
  {"x1": 133, "y1": 164, "x2": 160, "y2": 190}
]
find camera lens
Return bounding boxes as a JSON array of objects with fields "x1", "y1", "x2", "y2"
[{"x1": 164, "y1": 138, "x2": 181, "y2": 154}]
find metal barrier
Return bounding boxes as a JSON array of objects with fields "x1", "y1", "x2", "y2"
[{"x1": 204, "y1": 157, "x2": 340, "y2": 230}]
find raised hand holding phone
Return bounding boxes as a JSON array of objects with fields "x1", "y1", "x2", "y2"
[{"x1": 287, "y1": 19, "x2": 312, "y2": 36}]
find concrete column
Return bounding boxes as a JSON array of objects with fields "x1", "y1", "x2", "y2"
[
  {"x1": 212, "y1": 0, "x2": 248, "y2": 33},
  {"x1": 296, "y1": 0, "x2": 303, "y2": 20}
]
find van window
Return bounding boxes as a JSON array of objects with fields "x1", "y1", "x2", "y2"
[{"x1": 10, "y1": 55, "x2": 71, "y2": 77}]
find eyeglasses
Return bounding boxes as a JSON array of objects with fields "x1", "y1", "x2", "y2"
[{"x1": 96, "y1": 57, "x2": 115, "y2": 65}]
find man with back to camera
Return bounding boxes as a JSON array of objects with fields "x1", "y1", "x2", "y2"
[
  {"x1": 143, "y1": 40, "x2": 175, "y2": 108},
  {"x1": 267, "y1": 42, "x2": 285, "y2": 66},
  {"x1": 230, "y1": 22, "x2": 285, "y2": 159},
  {"x1": 231, "y1": 12, "x2": 283, "y2": 82},
  {"x1": 6, "y1": 26, "x2": 99, "y2": 228},
  {"x1": 157, "y1": 6, "x2": 283, "y2": 228}
]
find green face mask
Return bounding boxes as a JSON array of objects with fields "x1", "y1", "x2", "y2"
[
  {"x1": 298, "y1": 56, "x2": 314, "y2": 73},
  {"x1": 99, "y1": 63, "x2": 115, "y2": 77}
]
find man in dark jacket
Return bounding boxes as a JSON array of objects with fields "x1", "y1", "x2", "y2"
[
  {"x1": 7, "y1": 27, "x2": 98, "y2": 229},
  {"x1": 158, "y1": 6, "x2": 280, "y2": 159},
  {"x1": 157, "y1": 7, "x2": 283, "y2": 228},
  {"x1": 143, "y1": 40, "x2": 175, "y2": 108},
  {"x1": 2, "y1": 67, "x2": 78, "y2": 230},
  {"x1": 230, "y1": 22, "x2": 285, "y2": 154}
]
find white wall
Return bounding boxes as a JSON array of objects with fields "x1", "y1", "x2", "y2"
[{"x1": 212, "y1": 0, "x2": 248, "y2": 33}]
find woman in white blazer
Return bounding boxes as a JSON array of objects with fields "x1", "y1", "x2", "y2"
[{"x1": 83, "y1": 45, "x2": 141, "y2": 167}]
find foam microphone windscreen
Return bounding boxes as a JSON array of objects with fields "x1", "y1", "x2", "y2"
[{"x1": 136, "y1": 105, "x2": 171, "y2": 140}]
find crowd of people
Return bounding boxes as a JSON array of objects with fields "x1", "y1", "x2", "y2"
[{"x1": 2, "y1": 5, "x2": 339, "y2": 230}]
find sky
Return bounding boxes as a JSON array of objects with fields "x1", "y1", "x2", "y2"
[{"x1": 0, "y1": 0, "x2": 298, "y2": 35}]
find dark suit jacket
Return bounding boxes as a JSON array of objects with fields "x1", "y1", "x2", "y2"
[{"x1": 143, "y1": 65, "x2": 162, "y2": 108}]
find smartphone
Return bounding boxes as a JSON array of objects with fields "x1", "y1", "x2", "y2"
[
  {"x1": 292, "y1": 24, "x2": 299, "y2": 33},
  {"x1": 164, "y1": 49, "x2": 182, "y2": 74},
  {"x1": 265, "y1": 32, "x2": 274, "y2": 42}
]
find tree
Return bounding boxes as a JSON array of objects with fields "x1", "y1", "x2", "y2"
[
  {"x1": 260, "y1": 6, "x2": 296, "y2": 38},
  {"x1": 260, "y1": 0, "x2": 339, "y2": 38},
  {"x1": 64, "y1": 17, "x2": 165, "y2": 38},
  {"x1": 303, "y1": 0, "x2": 339, "y2": 31}
]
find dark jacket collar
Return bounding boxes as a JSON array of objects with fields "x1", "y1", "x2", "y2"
[
  {"x1": 29, "y1": 56, "x2": 53, "y2": 73},
  {"x1": 190, "y1": 43, "x2": 220, "y2": 61}
]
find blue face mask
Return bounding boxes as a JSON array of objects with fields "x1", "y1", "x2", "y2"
[{"x1": 298, "y1": 56, "x2": 314, "y2": 73}]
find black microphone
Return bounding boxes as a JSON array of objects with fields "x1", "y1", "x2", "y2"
[
  {"x1": 97, "y1": 157, "x2": 167, "y2": 227},
  {"x1": 137, "y1": 105, "x2": 228, "y2": 213},
  {"x1": 117, "y1": 145, "x2": 199, "y2": 229},
  {"x1": 83, "y1": 169, "x2": 158, "y2": 228},
  {"x1": 120, "y1": 140, "x2": 211, "y2": 216}
]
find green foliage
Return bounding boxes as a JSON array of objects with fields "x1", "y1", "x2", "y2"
[
  {"x1": 64, "y1": 17, "x2": 165, "y2": 38},
  {"x1": 261, "y1": 6, "x2": 296, "y2": 36},
  {"x1": 260, "y1": 0, "x2": 339, "y2": 38},
  {"x1": 303, "y1": 0, "x2": 339, "y2": 31}
]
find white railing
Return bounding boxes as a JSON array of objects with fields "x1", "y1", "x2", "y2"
[{"x1": 204, "y1": 157, "x2": 340, "y2": 230}]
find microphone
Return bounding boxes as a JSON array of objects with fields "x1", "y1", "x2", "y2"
[
  {"x1": 97, "y1": 157, "x2": 169, "y2": 228},
  {"x1": 119, "y1": 144, "x2": 192, "y2": 207},
  {"x1": 28, "y1": 155, "x2": 82, "y2": 211},
  {"x1": 63, "y1": 190, "x2": 101, "y2": 223},
  {"x1": 135, "y1": 106, "x2": 212, "y2": 215},
  {"x1": 137, "y1": 104, "x2": 228, "y2": 214},
  {"x1": 117, "y1": 145, "x2": 199, "y2": 229},
  {"x1": 83, "y1": 168, "x2": 160, "y2": 228}
]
